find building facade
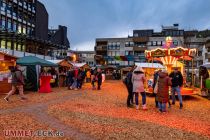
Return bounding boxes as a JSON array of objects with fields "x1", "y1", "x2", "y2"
[
  {"x1": 0, "y1": 0, "x2": 70, "y2": 59},
  {"x1": 95, "y1": 24, "x2": 210, "y2": 69},
  {"x1": 74, "y1": 51, "x2": 95, "y2": 67}
]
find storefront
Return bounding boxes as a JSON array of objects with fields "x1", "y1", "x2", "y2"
[{"x1": 0, "y1": 52, "x2": 17, "y2": 94}]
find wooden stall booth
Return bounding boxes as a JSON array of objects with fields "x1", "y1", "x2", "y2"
[
  {"x1": 48, "y1": 59, "x2": 73, "y2": 87},
  {"x1": 0, "y1": 52, "x2": 17, "y2": 94}
]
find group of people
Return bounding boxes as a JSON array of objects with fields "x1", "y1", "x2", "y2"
[
  {"x1": 66, "y1": 67, "x2": 103, "y2": 91},
  {"x1": 125, "y1": 66, "x2": 184, "y2": 112},
  {"x1": 4, "y1": 65, "x2": 103, "y2": 102}
]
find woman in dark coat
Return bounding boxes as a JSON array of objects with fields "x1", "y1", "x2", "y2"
[{"x1": 157, "y1": 70, "x2": 172, "y2": 112}]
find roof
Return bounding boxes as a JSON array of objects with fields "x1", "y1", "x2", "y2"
[
  {"x1": 47, "y1": 60, "x2": 63, "y2": 64},
  {"x1": 70, "y1": 62, "x2": 90, "y2": 68},
  {"x1": 17, "y1": 56, "x2": 58, "y2": 67},
  {"x1": 47, "y1": 59, "x2": 73, "y2": 67},
  {"x1": 135, "y1": 62, "x2": 164, "y2": 69}
]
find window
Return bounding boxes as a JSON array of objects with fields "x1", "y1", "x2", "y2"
[
  {"x1": 1, "y1": 16, "x2": 6, "y2": 28},
  {"x1": 7, "y1": 41, "x2": 11, "y2": 50},
  {"x1": 27, "y1": 27, "x2": 31, "y2": 35},
  {"x1": 125, "y1": 42, "x2": 129, "y2": 47},
  {"x1": 14, "y1": 42, "x2": 17, "y2": 50},
  {"x1": 130, "y1": 42, "x2": 134, "y2": 46},
  {"x1": 198, "y1": 51, "x2": 202, "y2": 56},
  {"x1": 13, "y1": 21, "x2": 17, "y2": 32},
  {"x1": 0, "y1": 40, "x2": 6, "y2": 49},
  {"x1": 147, "y1": 42, "x2": 152, "y2": 46},
  {"x1": 152, "y1": 41, "x2": 157, "y2": 46},
  {"x1": 116, "y1": 51, "x2": 120, "y2": 56},
  {"x1": 157, "y1": 41, "x2": 161, "y2": 46},
  {"x1": 18, "y1": 25, "x2": 22, "y2": 33},
  {"x1": 116, "y1": 42, "x2": 120, "y2": 46},
  {"x1": 7, "y1": 19, "x2": 12, "y2": 29},
  {"x1": 22, "y1": 26, "x2": 26, "y2": 34},
  {"x1": 134, "y1": 33, "x2": 138, "y2": 37},
  {"x1": 108, "y1": 51, "x2": 111, "y2": 56},
  {"x1": 173, "y1": 41, "x2": 178, "y2": 46},
  {"x1": 22, "y1": 45, "x2": 25, "y2": 51},
  {"x1": 13, "y1": 12, "x2": 17, "y2": 17},
  {"x1": 1, "y1": 2, "x2": 6, "y2": 12},
  {"x1": 113, "y1": 42, "x2": 116, "y2": 46},
  {"x1": 17, "y1": 44, "x2": 22, "y2": 51}
]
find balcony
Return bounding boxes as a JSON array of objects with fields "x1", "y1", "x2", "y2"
[
  {"x1": 133, "y1": 37, "x2": 149, "y2": 42},
  {"x1": 95, "y1": 45, "x2": 107, "y2": 51},
  {"x1": 133, "y1": 46, "x2": 147, "y2": 51}
]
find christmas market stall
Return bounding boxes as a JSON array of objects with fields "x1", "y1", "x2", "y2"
[
  {"x1": 0, "y1": 52, "x2": 17, "y2": 94},
  {"x1": 47, "y1": 59, "x2": 73, "y2": 87},
  {"x1": 16, "y1": 56, "x2": 57, "y2": 93}
]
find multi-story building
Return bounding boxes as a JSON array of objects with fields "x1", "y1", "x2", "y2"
[
  {"x1": 74, "y1": 51, "x2": 95, "y2": 67},
  {"x1": 0, "y1": 0, "x2": 70, "y2": 59},
  {"x1": 95, "y1": 37, "x2": 145, "y2": 66},
  {"x1": 95, "y1": 24, "x2": 185, "y2": 67}
]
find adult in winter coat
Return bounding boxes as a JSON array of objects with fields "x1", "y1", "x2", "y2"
[
  {"x1": 157, "y1": 70, "x2": 172, "y2": 112},
  {"x1": 125, "y1": 69, "x2": 134, "y2": 107},
  {"x1": 132, "y1": 66, "x2": 146, "y2": 110},
  {"x1": 4, "y1": 65, "x2": 27, "y2": 102},
  {"x1": 169, "y1": 68, "x2": 183, "y2": 109},
  {"x1": 96, "y1": 68, "x2": 102, "y2": 90}
]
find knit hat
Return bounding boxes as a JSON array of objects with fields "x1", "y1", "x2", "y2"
[{"x1": 134, "y1": 66, "x2": 144, "y2": 72}]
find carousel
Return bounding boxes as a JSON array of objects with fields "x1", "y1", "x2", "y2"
[{"x1": 145, "y1": 36, "x2": 197, "y2": 95}]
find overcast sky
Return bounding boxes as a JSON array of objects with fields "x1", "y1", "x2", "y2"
[{"x1": 39, "y1": 0, "x2": 210, "y2": 51}]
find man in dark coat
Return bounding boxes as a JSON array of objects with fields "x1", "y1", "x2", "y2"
[
  {"x1": 96, "y1": 68, "x2": 102, "y2": 90},
  {"x1": 125, "y1": 69, "x2": 134, "y2": 107},
  {"x1": 169, "y1": 68, "x2": 184, "y2": 109}
]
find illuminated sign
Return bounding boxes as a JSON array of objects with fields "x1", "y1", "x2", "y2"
[{"x1": 163, "y1": 36, "x2": 174, "y2": 49}]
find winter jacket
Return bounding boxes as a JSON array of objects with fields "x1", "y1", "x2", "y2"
[
  {"x1": 132, "y1": 70, "x2": 146, "y2": 93},
  {"x1": 157, "y1": 72, "x2": 172, "y2": 103},
  {"x1": 153, "y1": 72, "x2": 159, "y2": 89},
  {"x1": 169, "y1": 71, "x2": 183, "y2": 87},
  {"x1": 12, "y1": 70, "x2": 24, "y2": 86},
  {"x1": 96, "y1": 72, "x2": 102, "y2": 85}
]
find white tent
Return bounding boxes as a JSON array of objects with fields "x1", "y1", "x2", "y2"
[
  {"x1": 201, "y1": 63, "x2": 210, "y2": 69},
  {"x1": 47, "y1": 60, "x2": 63, "y2": 64},
  {"x1": 135, "y1": 62, "x2": 165, "y2": 69},
  {"x1": 70, "y1": 62, "x2": 90, "y2": 69}
]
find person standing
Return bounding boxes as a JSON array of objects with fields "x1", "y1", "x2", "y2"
[
  {"x1": 125, "y1": 68, "x2": 134, "y2": 108},
  {"x1": 4, "y1": 65, "x2": 27, "y2": 102},
  {"x1": 169, "y1": 68, "x2": 184, "y2": 109},
  {"x1": 96, "y1": 68, "x2": 102, "y2": 90},
  {"x1": 86, "y1": 70, "x2": 91, "y2": 83},
  {"x1": 153, "y1": 69, "x2": 160, "y2": 107},
  {"x1": 67, "y1": 69, "x2": 74, "y2": 90},
  {"x1": 157, "y1": 70, "x2": 172, "y2": 112},
  {"x1": 91, "y1": 70, "x2": 97, "y2": 90},
  {"x1": 132, "y1": 66, "x2": 146, "y2": 110}
]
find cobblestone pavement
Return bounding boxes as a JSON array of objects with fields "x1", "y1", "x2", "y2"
[{"x1": 0, "y1": 81, "x2": 210, "y2": 140}]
